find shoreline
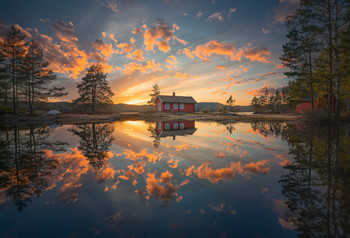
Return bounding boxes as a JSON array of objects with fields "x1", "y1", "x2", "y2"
[{"x1": 1, "y1": 112, "x2": 305, "y2": 126}]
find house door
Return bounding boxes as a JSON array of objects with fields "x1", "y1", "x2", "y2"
[{"x1": 158, "y1": 103, "x2": 161, "y2": 111}]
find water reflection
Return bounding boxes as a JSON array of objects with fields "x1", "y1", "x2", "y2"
[
  {"x1": 0, "y1": 126, "x2": 64, "y2": 211},
  {"x1": 0, "y1": 121, "x2": 349, "y2": 237},
  {"x1": 279, "y1": 124, "x2": 350, "y2": 237},
  {"x1": 70, "y1": 123, "x2": 114, "y2": 170}
]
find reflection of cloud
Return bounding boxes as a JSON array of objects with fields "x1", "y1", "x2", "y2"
[
  {"x1": 273, "y1": 0, "x2": 299, "y2": 23},
  {"x1": 123, "y1": 148, "x2": 163, "y2": 163},
  {"x1": 168, "y1": 159, "x2": 180, "y2": 168},
  {"x1": 174, "y1": 144, "x2": 199, "y2": 151},
  {"x1": 145, "y1": 171, "x2": 180, "y2": 205},
  {"x1": 189, "y1": 160, "x2": 270, "y2": 183},
  {"x1": 209, "y1": 203, "x2": 225, "y2": 212},
  {"x1": 215, "y1": 152, "x2": 226, "y2": 158}
]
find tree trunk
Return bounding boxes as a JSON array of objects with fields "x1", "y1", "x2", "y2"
[
  {"x1": 334, "y1": 0, "x2": 341, "y2": 119},
  {"x1": 309, "y1": 51, "x2": 314, "y2": 116},
  {"x1": 12, "y1": 46, "x2": 17, "y2": 115},
  {"x1": 327, "y1": 0, "x2": 333, "y2": 121}
]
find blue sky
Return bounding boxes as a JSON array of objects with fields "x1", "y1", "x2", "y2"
[{"x1": 0, "y1": 0, "x2": 299, "y2": 105}]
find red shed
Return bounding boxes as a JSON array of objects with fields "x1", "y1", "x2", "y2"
[{"x1": 154, "y1": 92, "x2": 197, "y2": 112}]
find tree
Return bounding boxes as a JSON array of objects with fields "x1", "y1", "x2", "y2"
[
  {"x1": 0, "y1": 25, "x2": 27, "y2": 115},
  {"x1": 226, "y1": 95, "x2": 236, "y2": 113},
  {"x1": 147, "y1": 83, "x2": 160, "y2": 105},
  {"x1": 21, "y1": 40, "x2": 66, "y2": 115},
  {"x1": 74, "y1": 64, "x2": 114, "y2": 112},
  {"x1": 251, "y1": 96, "x2": 259, "y2": 113}
]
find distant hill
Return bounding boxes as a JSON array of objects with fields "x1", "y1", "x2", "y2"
[
  {"x1": 30, "y1": 101, "x2": 251, "y2": 113},
  {"x1": 195, "y1": 102, "x2": 252, "y2": 112}
]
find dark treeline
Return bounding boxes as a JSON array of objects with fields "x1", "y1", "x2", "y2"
[
  {"x1": 250, "y1": 87, "x2": 291, "y2": 113},
  {"x1": 280, "y1": 0, "x2": 350, "y2": 119},
  {"x1": 250, "y1": 122, "x2": 350, "y2": 236},
  {"x1": 0, "y1": 122, "x2": 115, "y2": 211},
  {"x1": 0, "y1": 125, "x2": 67, "y2": 211},
  {"x1": 0, "y1": 26, "x2": 67, "y2": 115}
]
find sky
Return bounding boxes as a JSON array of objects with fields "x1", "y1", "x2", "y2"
[{"x1": 0, "y1": 0, "x2": 299, "y2": 105}]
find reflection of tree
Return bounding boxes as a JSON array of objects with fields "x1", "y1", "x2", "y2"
[
  {"x1": 0, "y1": 126, "x2": 60, "y2": 212},
  {"x1": 225, "y1": 123, "x2": 235, "y2": 134},
  {"x1": 147, "y1": 123, "x2": 160, "y2": 148},
  {"x1": 70, "y1": 123, "x2": 114, "y2": 170},
  {"x1": 279, "y1": 124, "x2": 350, "y2": 237}
]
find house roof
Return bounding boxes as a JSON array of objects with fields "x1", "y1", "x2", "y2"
[
  {"x1": 154, "y1": 128, "x2": 197, "y2": 138},
  {"x1": 155, "y1": 95, "x2": 197, "y2": 104}
]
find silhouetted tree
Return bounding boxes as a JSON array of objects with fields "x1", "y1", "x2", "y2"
[
  {"x1": 0, "y1": 25, "x2": 27, "y2": 115},
  {"x1": 74, "y1": 64, "x2": 114, "y2": 112},
  {"x1": 147, "y1": 83, "x2": 160, "y2": 105}
]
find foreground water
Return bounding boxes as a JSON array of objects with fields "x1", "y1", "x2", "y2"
[{"x1": 0, "y1": 120, "x2": 349, "y2": 237}]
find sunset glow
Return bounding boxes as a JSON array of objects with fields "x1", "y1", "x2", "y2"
[{"x1": 0, "y1": 0, "x2": 298, "y2": 105}]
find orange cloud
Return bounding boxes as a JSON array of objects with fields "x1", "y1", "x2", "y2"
[
  {"x1": 178, "y1": 47, "x2": 194, "y2": 59},
  {"x1": 194, "y1": 162, "x2": 237, "y2": 183},
  {"x1": 174, "y1": 72, "x2": 189, "y2": 79},
  {"x1": 123, "y1": 148, "x2": 163, "y2": 163},
  {"x1": 122, "y1": 59, "x2": 162, "y2": 75},
  {"x1": 215, "y1": 152, "x2": 226, "y2": 158},
  {"x1": 206, "y1": 12, "x2": 224, "y2": 21},
  {"x1": 117, "y1": 42, "x2": 133, "y2": 53},
  {"x1": 127, "y1": 48, "x2": 145, "y2": 62},
  {"x1": 194, "y1": 40, "x2": 271, "y2": 63},
  {"x1": 167, "y1": 159, "x2": 180, "y2": 168},
  {"x1": 143, "y1": 20, "x2": 185, "y2": 53},
  {"x1": 215, "y1": 65, "x2": 227, "y2": 70},
  {"x1": 165, "y1": 55, "x2": 178, "y2": 70}
]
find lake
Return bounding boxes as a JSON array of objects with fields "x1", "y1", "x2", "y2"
[{"x1": 0, "y1": 120, "x2": 349, "y2": 237}]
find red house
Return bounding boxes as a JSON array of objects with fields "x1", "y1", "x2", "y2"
[
  {"x1": 295, "y1": 96, "x2": 335, "y2": 114},
  {"x1": 154, "y1": 92, "x2": 197, "y2": 112}
]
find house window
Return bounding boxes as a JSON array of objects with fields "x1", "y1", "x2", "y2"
[
  {"x1": 165, "y1": 103, "x2": 170, "y2": 109},
  {"x1": 173, "y1": 103, "x2": 178, "y2": 109},
  {"x1": 180, "y1": 123, "x2": 184, "y2": 129},
  {"x1": 165, "y1": 123, "x2": 170, "y2": 130},
  {"x1": 180, "y1": 103, "x2": 184, "y2": 109},
  {"x1": 158, "y1": 122, "x2": 162, "y2": 130},
  {"x1": 173, "y1": 123, "x2": 178, "y2": 129}
]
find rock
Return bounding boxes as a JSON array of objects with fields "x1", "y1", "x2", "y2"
[{"x1": 47, "y1": 110, "x2": 61, "y2": 116}]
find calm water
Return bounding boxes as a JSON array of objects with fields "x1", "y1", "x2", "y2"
[{"x1": 0, "y1": 121, "x2": 349, "y2": 237}]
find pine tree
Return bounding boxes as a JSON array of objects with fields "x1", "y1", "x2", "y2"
[
  {"x1": 251, "y1": 96, "x2": 259, "y2": 113},
  {"x1": 21, "y1": 40, "x2": 65, "y2": 115},
  {"x1": 226, "y1": 95, "x2": 235, "y2": 112},
  {"x1": 147, "y1": 83, "x2": 160, "y2": 105},
  {"x1": 74, "y1": 63, "x2": 114, "y2": 112},
  {"x1": 0, "y1": 25, "x2": 27, "y2": 115}
]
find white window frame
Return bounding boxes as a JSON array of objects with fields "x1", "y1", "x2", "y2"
[
  {"x1": 165, "y1": 103, "x2": 170, "y2": 109},
  {"x1": 173, "y1": 123, "x2": 178, "y2": 129},
  {"x1": 165, "y1": 123, "x2": 170, "y2": 130},
  {"x1": 180, "y1": 103, "x2": 184, "y2": 109},
  {"x1": 173, "y1": 103, "x2": 178, "y2": 109},
  {"x1": 180, "y1": 123, "x2": 185, "y2": 129}
]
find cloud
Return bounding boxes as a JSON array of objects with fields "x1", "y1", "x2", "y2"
[
  {"x1": 195, "y1": 40, "x2": 235, "y2": 61},
  {"x1": 126, "y1": 48, "x2": 145, "y2": 62},
  {"x1": 100, "y1": 0, "x2": 119, "y2": 13},
  {"x1": 178, "y1": 47, "x2": 194, "y2": 59},
  {"x1": 143, "y1": 19, "x2": 185, "y2": 53},
  {"x1": 215, "y1": 152, "x2": 226, "y2": 158},
  {"x1": 50, "y1": 20, "x2": 77, "y2": 42},
  {"x1": 165, "y1": 55, "x2": 178, "y2": 70},
  {"x1": 174, "y1": 72, "x2": 189, "y2": 79},
  {"x1": 227, "y1": 8, "x2": 237, "y2": 19},
  {"x1": 206, "y1": 12, "x2": 224, "y2": 21},
  {"x1": 262, "y1": 28, "x2": 269, "y2": 34},
  {"x1": 196, "y1": 11, "x2": 203, "y2": 17},
  {"x1": 273, "y1": 0, "x2": 300, "y2": 23},
  {"x1": 244, "y1": 85, "x2": 282, "y2": 96},
  {"x1": 215, "y1": 65, "x2": 227, "y2": 70},
  {"x1": 122, "y1": 60, "x2": 162, "y2": 75},
  {"x1": 240, "y1": 46, "x2": 271, "y2": 63},
  {"x1": 92, "y1": 39, "x2": 115, "y2": 58},
  {"x1": 117, "y1": 42, "x2": 133, "y2": 53}
]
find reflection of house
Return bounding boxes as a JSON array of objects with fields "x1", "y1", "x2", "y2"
[
  {"x1": 155, "y1": 120, "x2": 197, "y2": 139},
  {"x1": 154, "y1": 92, "x2": 197, "y2": 112}
]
